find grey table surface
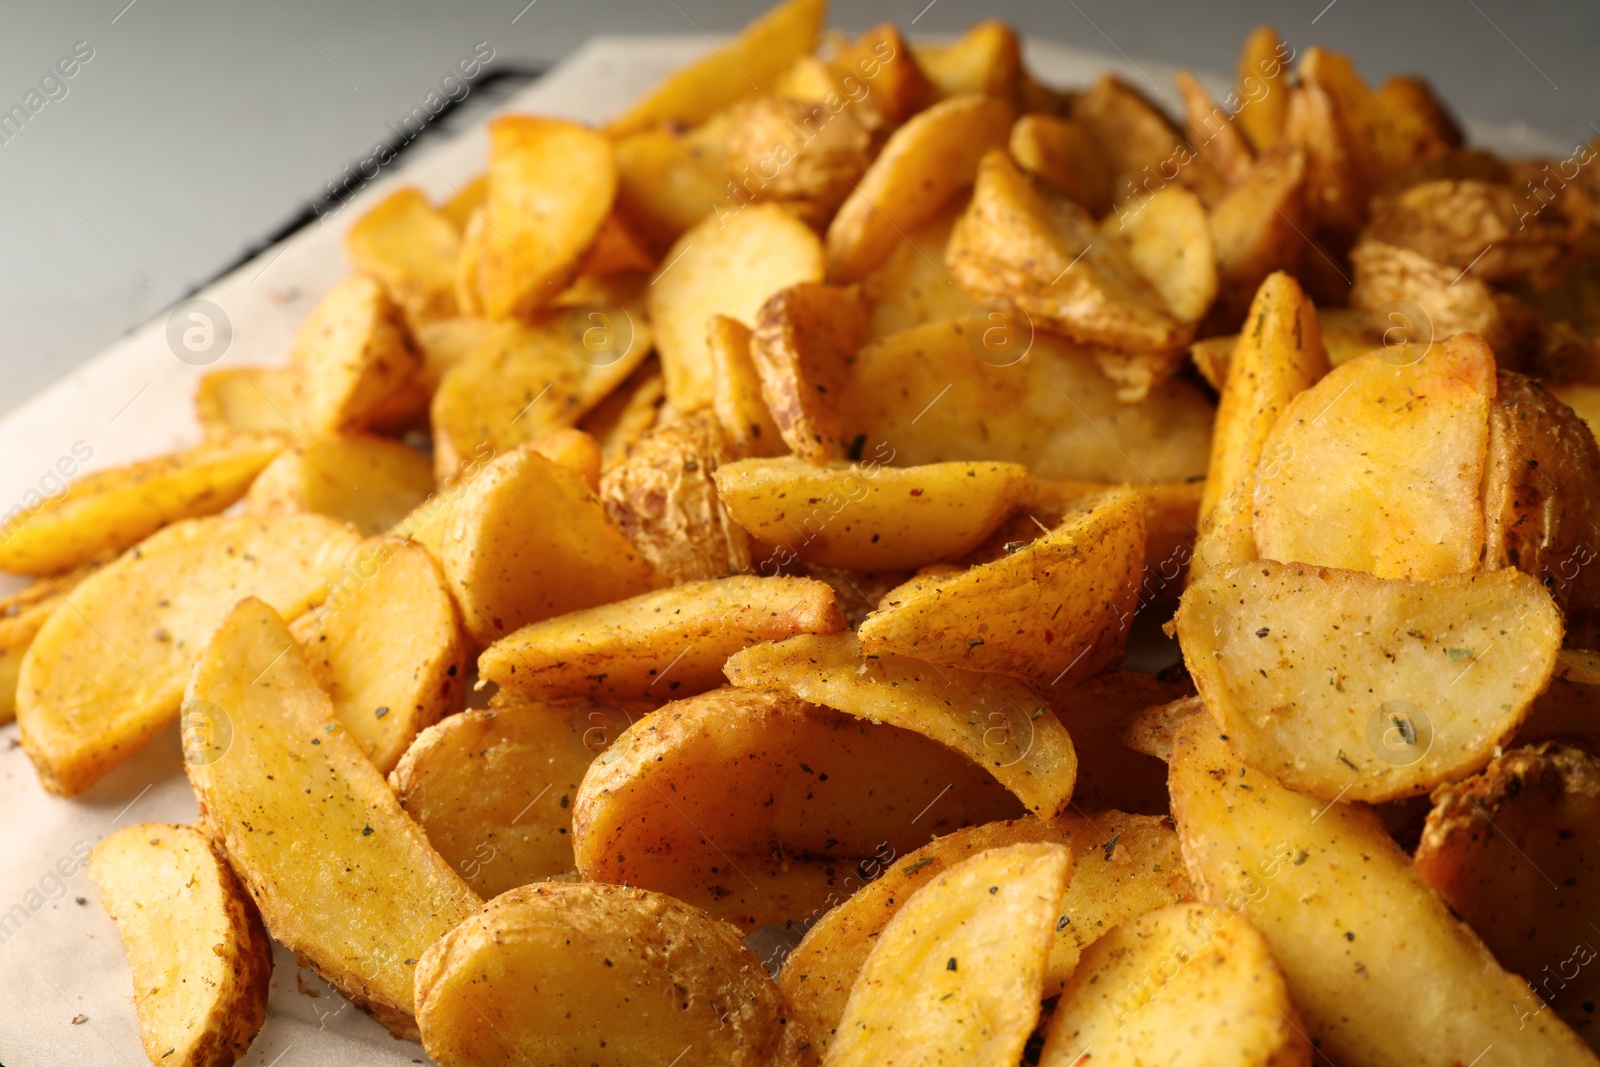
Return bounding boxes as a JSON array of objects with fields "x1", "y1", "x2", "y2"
[{"x1": 1, "y1": 0, "x2": 1595, "y2": 417}]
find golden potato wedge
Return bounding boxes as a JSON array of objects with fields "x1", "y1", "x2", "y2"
[
  {"x1": 529, "y1": 426, "x2": 602, "y2": 491},
  {"x1": 1040, "y1": 903, "x2": 1310, "y2": 1067},
  {"x1": 17, "y1": 514, "x2": 361, "y2": 795},
  {"x1": 725, "y1": 632, "x2": 1077, "y2": 816},
  {"x1": 1176, "y1": 69, "x2": 1255, "y2": 189},
  {"x1": 1367, "y1": 179, "x2": 1572, "y2": 283},
  {"x1": 827, "y1": 94, "x2": 1014, "y2": 284},
  {"x1": 1121, "y1": 693, "x2": 1206, "y2": 762},
  {"x1": 708, "y1": 315, "x2": 786, "y2": 458},
  {"x1": 914, "y1": 21, "x2": 1022, "y2": 105},
  {"x1": 827, "y1": 842, "x2": 1071, "y2": 1067},
  {"x1": 1051, "y1": 671, "x2": 1193, "y2": 814},
  {"x1": 429, "y1": 304, "x2": 651, "y2": 479},
  {"x1": 598, "y1": 415, "x2": 751, "y2": 583},
  {"x1": 1072, "y1": 74, "x2": 1189, "y2": 199},
  {"x1": 461, "y1": 116, "x2": 616, "y2": 320},
  {"x1": 827, "y1": 23, "x2": 935, "y2": 127},
  {"x1": 291, "y1": 538, "x2": 467, "y2": 774},
  {"x1": 573, "y1": 212, "x2": 655, "y2": 277},
  {"x1": 0, "y1": 435, "x2": 281, "y2": 576},
  {"x1": 604, "y1": 0, "x2": 826, "y2": 135},
  {"x1": 411, "y1": 443, "x2": 658, "y2": 648},
  {"x1": 185, "y1": 597, "x2": 480, "y2": 1039},
  {"x1": 391, "y1": 700, "x2": 637, "y2": 897},
  {"x1": 1178, "y1": 560, "x2": 1562, "y2": 803},
  {"x1": 290, "y1": 275, "x2": 424, "y2": 435},
  {"x1": 779, "y1": 812, "x2": 1191, "y2": 1051},
  {"x1": 0, "y1": 566, "x2": 99, "y2": 726},
  {"x1": 836, "y1": 320, "x2": 1214, "y2": 484},
  {"x1": 193, "y1": 366, "x2": 301, "y2": 441},
  {"x1": 1105, "y1": 184, "x2": 1218, "y2": 324},
  {"x1": 1252, "y1": 334, "x2": 1495, "y2": 580},
  {"x1": 1033, "y1": 479, "x2": 1203, "y2": 581},
  {"x1": 410, "y1": 315, "x2": 521, "y2": 392},
  {"x1": 723, "y1": 94, "x2": 872, "y2": 224},
  {"x1": 573, "y1": 686, "x2": 1023, "y2": 929},
  {"x1": 90, "y1": 824, "x2": 272, "y2": 1067},
  {"x1": 713, "y1": 456, "x2": 1034, "y2": 572},
  {"x1": 479, "y1": 574, "x2": 846, "y2": 704},
  {"x1": 1284, "y1": 80, "x2": 1365, "y2": 250},
  {"x1": 1206, "y1": 145, "x2": 1309, "y2": 329},
  {"x1": 751, "y1": 284, "x2": 868, "y2": 461},
  {"x1": 1009, "y1": 113, "x2": 1113, "y2": 217},
  {"x1": 1416, "y1": 743, "x2": 1600, "y2": 1051},
  {"x1": 1234, "y1": 26, "x2": 1292, "y2": 153},
  {"x1": 858, "y1": 488, "x2": 1144, "y2": 688},
  {"x1": 439, "y1": 173, "x2": 487, "y2": 232},
  {"x1": 650, "y1": 203, "x2": 826, "y2": 411},
  {"x1": 612, "y1": 113, "x2": 732, "y2": 245},
  {"x1": 243, "y1": 434, "x2": 433, "y2": 537},
  {"x1": 1191, "y1": 272, "x2": 1327, "y2": 584},
  {"x1": 416, "y1": 882, "x2": 816, "y2": 1066},
  {"x1": 1169, "y1": 719, "x2": 1594, "y2": 1067},
  {"x1": 344, "y1": 186, "x2": 460, "y2": 325},
  {"x1": 576, "y1": 357, "x2": 664, "y2": 470},
  {"x1": 858, "y1": 200, "x2": 978, "y2": 341}
]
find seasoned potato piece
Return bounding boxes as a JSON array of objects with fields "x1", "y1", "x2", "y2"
[
  {"x1": 723, "y1": 95, "x2": 872, "y2": 223},
  {"x1": 826, "y1": 23, "x2": 935, "y2": 127},
  {"x1": 0, "y1": 566, "x2": 100, "y2": 725},
  {"x1": 827, "y1": 843, "x2": 1071, "y2": 1067},
  {"x1": 1234, "y1": 26, "x2": 1292, "y2": 153},
  {"x1": 573, "y1": 213, "x2": 655, "y2": 278},
  {"x1": 599, "y1": 415, "x2": 751, "y2": 584},
  {"x1": 573, "y1": 686, "x2": 1023, "y2": 929},
  {"x1": 1284, "y1": 80, "x2": 1365, "y2": 249},
  {"x1": 858, "y1": 488, "x2": 1144, "y2": 687},
  {"x1": 439, "y1": 173, "x2": 487, "y2": 231},
  {"x1": 709, "y1": 315, "x2": 786, "y2": 458},
  {"x1": 291, "y1": 539, "x2": 467, "y2": 774},
  {"x1": 725, "y1": 632, "x2": 1077, "y2": 816},
  {"x1": 1073, "y1": 74, "x2": 1185, "y2": 191},
  {"x1": 604, "y1": 0, "x2": 826, "y2": 135},
  {"x1": 1034, "y1": 479, "x2": 1203, "y2": 580},
  {"x1": 417, "y1": 882, "x2": 816, "y2": 1066},
  {"x1": 90, "y1": 824, "x2": 272, "y2": 1067},
  {"x1": 1191, "y1": 272, "x2": 1327, "y2": 584},
  {"x1": 1367, "y1": 179, "x2": 1572, "y2": 283},
  {"x1": 1121, "y1": 693, "x2": 1207, "y2": 762},
  {"x1": 1105, "y1": 184, "x2": 1217, "y2": 324},
  {"x1": 1207, "y1": 145, "x2": 1309, "y2": 328},
  {"x1": 480, "y1": 575, "x2": 846, "y2": 704},
  {"x1": 291, "y1": 275, "x2": 424, "y2": 435},
  {"x1": 344, "y1": 187, "x2": 460, "y2": 325},
  {"x1": 391, "y1": 700, "x2": 636, "y2": 897},
  {"x1": 1179, "y1": 561, "x2": 1562, "y2": 802},
  {"x1": 858, "y1": 201, "x2": 978, "y2": 341},
  {"x1": 411, "y1": 443, "x2": 657, "y2": 648},
  {"x1": 1417, "y1": 743, "x2": 1600, "y2": 1050},
  {"x1": 577, "y1": 357, "x2": 664, "y2": 470},
  {"x1": 827, "y1": 94, "x2": 1014, "y2": 284},
  {"x1": 459, "y1": 116, "x2": 616, "y2": 320},
  {"x1": 713, "y1": 457, "x2": 1034, "y2": 571},
  {"x1": 650, "y1": 203, "x2": 826, "y2": 411},
  {"x1": 194, "y1": 366, "x2": 302, "y2": 440},
  {"x1": 1040, "y1": 903, "x2": 1310, "y2": 1067},
  {"x1": 410, "y1": 315, "x2": 521, "y2": 392},
  {"x1": 1010, "y1": 113, "x2": 1113, "y2": 217},
  {"x1": 612, "y1": 113, "x2": 732, "y2": 245},
  {"x1": 0, "y1": 435, "x2": 281, "y2": 576},
  {"x1": 780, "y1": 812, "x2": 1190, "y2": 1051},
  {"x1": 528, "y1": 426, "x2": 602, "y2": 491},
  {"x1": 1170, "y1": 719, "x2": 1594, "y2": 1067},
  {"x1": 1252, "y1": 334, "x2": 1495, "y2": 580},
  {"x1": 18, "y1": 514, "x2": 361, "y2": 795},
  {"x1": 243, "y1": 434, "x2": 432, "y2": 537},
  {"x1": 914, "y1": 20, "x2": 1022, "y2": 105},
  {"x1": 837, "y1": 320, "x2": 1214, "y2": 484},
  {"x1": 1176, "y1": 70, "x2": 1255, "y2": 189},
  {"x1": 751, "y1": 284, "x2": 868, "y2": 461},
  {"x1": 1051, "y1": 671, "x2": 1192, "y2": 814},
  {"x1": 186, "y1": 598, "x2": 480, "y2": 1038}
]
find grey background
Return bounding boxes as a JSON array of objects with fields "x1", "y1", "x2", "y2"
[{"x1": 2, "y1": 0, "x2": 1595, "y2": 415}]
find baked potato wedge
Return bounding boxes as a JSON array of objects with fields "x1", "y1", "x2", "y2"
[
  {"x1": 344, "y1": 186, "x2": 460, "y2": 326},
  {"x1": 243, "y1": 434, "x2": 433, "y2": 537},
  {"x1": 290, "y1": 275, "x2": 424, "y2": 435},
  {"x1": 194, "y1": 366, "x2": 302, "y2": 441},
  {"x1": 750, "y1": 283, "x2": 868, "y2": 461},
  {"x1": 858, "y1": 201, "x2": 978, "y2": 341},
  {"x1": 708, "y1": 314, "x2": 786, "y2": 458}
]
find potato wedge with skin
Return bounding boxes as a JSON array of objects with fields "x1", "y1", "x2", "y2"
[
  {"x1": 724, "y1": 632, "x2": 1077, "y2": 816},
  {"x1": 1051, "y1": 672, "x2": 1193, "y2": 815},
  {"x1": 1105, "y1": 184, "x2": 1218, "y2": 324},
  {"x1": 291, "y1": 275, "x2": 424, "y2": 435},
  {"x1": 1416, "y1": 743, "x2": 1600, "y2": 1049},
  {"x1": 604, "y1": 0, "x2": 826, "y2": 136},
  {"x1": 1367, "y1": 179, "x2": 1572, "y2": 284},
  {"x1": 186, "y1": 598, "x2": 480, "y2": 1039},
  {"x1": 837, "y1": 320, "x2": 1214, "y2": 484},
  {"x1": 859, "y1": 488, "x2": 1144, "y2": 688},
  {"x1": 826, "y1": 842, "x2": 1071, "y2": 1067},
  {"x1": 751, "y1": 284, "x2": 868, "y2": 461},
  {"x1": 1178, "y1": 561, "x2": 1562, "y2": 803},
  {"x1": 1035, "y1": 478, "x2": 1204, "y2": 580},
  {"x1": 650, "y1": 203, "x2": 826, "y2": 411},
  {"x1": 573, "y1": 686, "x2": 1024, "y2": 929},
  {"x1": 391, "y1": 700, "x2": 637, "y2": 897},
  {"x1": 411, "y1": 444, "x2": 658, "y2": 648},
  {"x1": 1235, "y1": 26, "x2": 1292, "y2": 153},
  {"x1": 780, "y1": 812, "x2": 1191, "y2": 1052},
  {"x1": 714, "y1": 456, "x2": 1034, "y2": 572},
  {"x1": 416, "y1": 882, "x2": 816, "y2": 1067},
  {"x1": 529, "y1": 426, "x2": 602, "y2": 492},
  {"x1": 611, "y1": 114, "x2": 732, "y2": 246},
  {"x1": 410, "y1": 315, "x2": 521, "y2": 392},
  {"x1": 194, "y1": 366, "x2": 302, "y2": 441},
  {"x1": 18, "y1": 514, "x2": 362, "y2": 796},
  {"x1": 1206, "y1": 145, "x2": 1309, "y2": 329},
  {"x1": 90, "y1": 824, "x2": 273, "y2": 1067},
  {"x1": 291, "y1": 538, "x2": 468, "y2": 774},
  {"x1": 577, "y1": 358, "x2": 664, "y2": 471},
  {"x1": 709, "y1": 315, "x2": 786, "y2": 458},
  {"x1": 827, "y1": 94, "x2": 1014, "y2": 284},
  {"x1": 479, "y1": 575, "x2": 847, "y2": 704},
  {"x1": 1040, "y1": 903, "x2": 1310, "y2": 1067},
  {"x1": 244, "y1": 434, "x2": 433, "y2": 537},
  {"x1": 1073, "y1": 75, "x2": 1193, "y2": 202},
  {"x1": 1169, "y1": 719, "x2": 1595, "y2": 1067},
  {"x1": 723, "y1": 94, "x2": 873, "y2": 224},
  {"x1": 1009, "y1": 113, "x2": 1113, "y2": 217},
  {"x1": 1176, "y1": 70, "x2": 1255, "y2": 189},
  {"x1": 913, "y1": 21, "x2": 1022, "y2": 105},
  {"x1": 0, "y1": 435, "x2": 281, "y2": 576},
  {"x1": 1252, "y1": 334, "x2": 1495, "y2": 581},
  {"x1": 1191, "y1": 272, "x2": 1327, "y2": 585},
  {"x1": 344, "y1": 187, "x2": 460, "y2": 326},
  {"x1": 0, "y1": 565, "x2": 100, "y2": 725},
  {"x1": 859, "y1": 200, "x2": 978, "y2": 341}
]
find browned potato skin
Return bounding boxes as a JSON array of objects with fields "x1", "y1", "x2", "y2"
[
  {"x1": 415, "y1": 882, "x2": 819, "y2": 1067},
  {"x1": 1009, "y1": 113, "x2": 1113, "y2": 216},
  {"x1": 1417, "y1": 743, "x2": 1600, "y2": 1051},
  {"x1": 1366, "y1": 179, "x2": 1575, "y2": 283},
  {"x1": 722, "y1": 95, "x2": 872, "y2": 224},
  {"x1": 708, "y1": 315, "x2": 786, "y2": 458},
  {"x1": 91, "y1": 824, "x2": 273, "y2": 1067},
  {"x1": 1072, "y1": 74, "x2": 1189, "y2": 202},
  {"x1": 751, "y1": 284, "x2": 868, "y2": 461}
]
